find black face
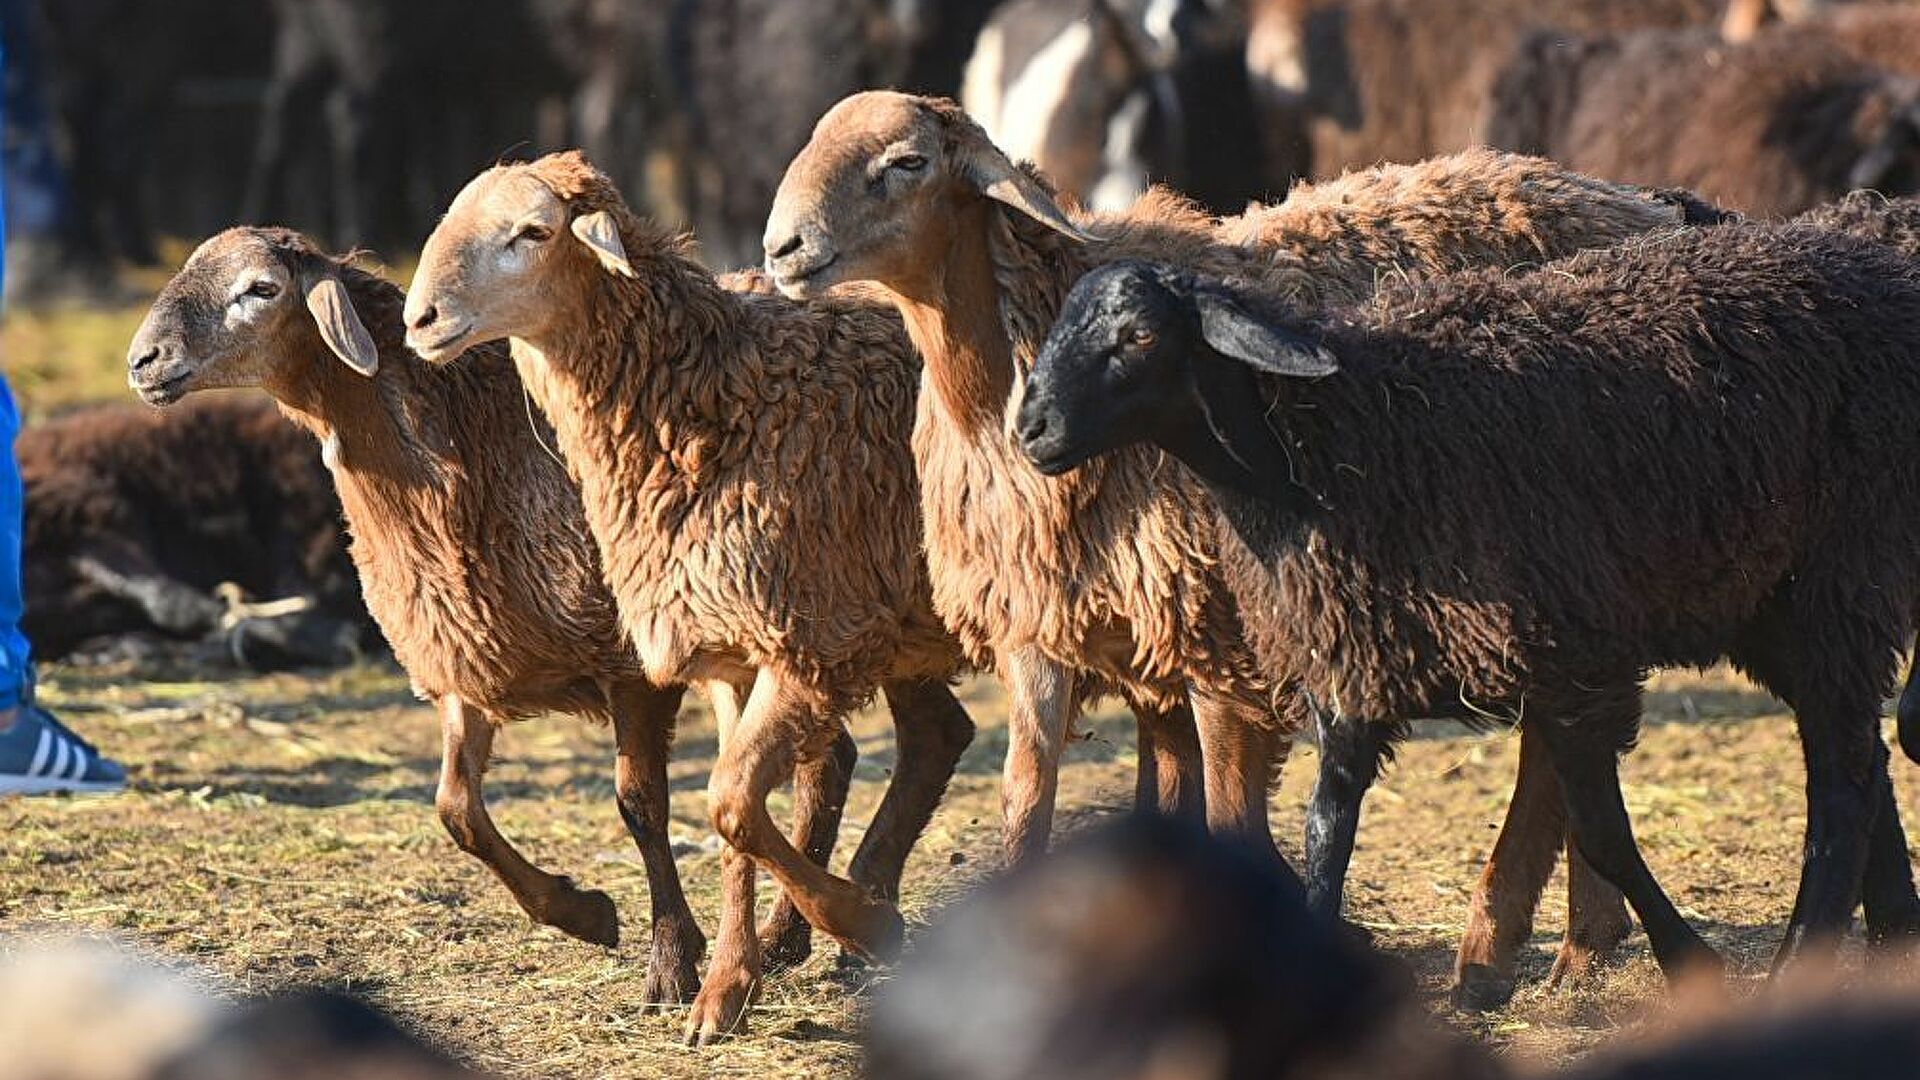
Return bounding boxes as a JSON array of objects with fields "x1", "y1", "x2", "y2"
[{"x1": 1016, "y1": 261, "x2": 1197, "y2": 475}]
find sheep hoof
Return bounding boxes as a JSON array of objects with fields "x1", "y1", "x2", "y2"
[
  {"x1": 1451, "y1": 964, "x2": 1517, "y2": 1012},
  {"x1": 546, "y1": 886, "x2": 620, "y2": 948},
  {"x1": 683, "y1": 966, "x2": 759, "y2": 1046},
  {"x1": 831, "y1": 898, "x2": 906, "y2": 964},
  {"x1": 645, "y1": 918, "x2": 707, "y2": 1005},
  {"x1": 758, "y1": 910, "x2": 816, "y2": 974}
]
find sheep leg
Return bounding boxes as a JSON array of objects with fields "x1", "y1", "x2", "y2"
[
  {"x1": 1548, "y1": 839, "x2": 1635, "y2": 989},
  {"x1": 687, "y1": 846, "x2": 763, "y2": 1046},
  {"x1": 1453, "y1": 723, "x2": 1567, "y2": 1010},
  {"x1": 707, "y1": 668, "x2": 905, "y2": 959},
  {"x1": 434, "y1": 696, "x2": 618, "y2": 946},
  {"x1": 1732, "y1": 618, "x2": 1920, "y2": 952},
  {"x1": 1860, "y1": 739, "x2": 1920, "y2": 944},
  {"x1": 1192, "y1": 686, "x2": 1280, "y2": 853},
  {"x1": 688, "y1": 679, "x2": 763, "y2": 1045},
  {"x1": 1531, "y1": 688, "x2": 1719, "y2": 980},
  {"x1": 847, "y1": 679, "x2": 977, "y2": 900},
  {"x1": 1000, "y1": 646, "x2": 1077, "y2": 865},
  {"x1": 1776, "y1": 692, "x2": 1885, "y2": 968},
  {"x1": 608, "y1": 680, "x2": 705, "y2": 1005},
  {"x1": 758, "y1": 727, "x2": 856, "y2": 972},
  {"x1": 1126, "y1": 692, "x2": 1206, "y2": 820},
  {"x1": 1302, "y1": 708, "x2": 1392, "y2": 921},
  {"x1": 71, "y1": 546, "x2": 224, "y2": 636}
]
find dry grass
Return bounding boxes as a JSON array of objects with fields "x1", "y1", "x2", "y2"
[{"x1": 4, "y1": 659, "x2": 1914, "y2": 1078}]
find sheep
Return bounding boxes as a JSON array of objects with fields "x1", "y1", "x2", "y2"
[
  {"x1": 1485, "y1": 17, "x2": 1920, "y2": 217},
  {"x1": 1013, "y1": 222, "x2": 1920, "y2": 990},
  {"x1": 1241, "y1": 0, "x2": 1728, "y2": 183},
  {"x1": 960, "y1": 0, "x2": 1267, "y2": 213},
  {"x1": 1475, "y1": 190, "x2": 1920, "y2": 1008},
  {"x1": 17, "y1": 396, "x2": 372, "y2": 669},
  {"x1": 123, "y1": 227, "x2": 870, "y2": 1002},
  {"x1": 402, "y1": 152, "x2": 979, "y2": 1042},
  {"x1": 763, "y1": 91, "x2": 1723, "y2": 979}
]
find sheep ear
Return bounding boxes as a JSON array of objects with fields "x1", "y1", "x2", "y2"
[
  {"x1": 570, "y1": 211, "x2": 636, "y2": 278},
  {"x1": 963, "y1": 146, "x2": 1100, "y2": 243},
  {"x1": 304, "y1": 277, "x2": 379, "y2": 376},
  {"x1": 1848, "y1": 99, "x2": 1920, "y2": 191},
  {"x1": 1194, "y1": 289, "x2": 1338, "y2": 378}
]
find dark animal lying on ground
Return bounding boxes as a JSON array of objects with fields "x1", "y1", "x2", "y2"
[
  {"x1": 1016, "y1": 224, "x2": 1920, "y2": 990},
  {"x1": 867, "y1": 815, "x2": 1920, "y2": 1080},
  {"x1": 19, "y1": 396, "x2": 372, "y2": 669}
]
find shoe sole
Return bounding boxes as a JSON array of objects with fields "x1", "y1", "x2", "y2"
[{"x1": 0, "y1": 776, "x2": 126, "y2": 796}]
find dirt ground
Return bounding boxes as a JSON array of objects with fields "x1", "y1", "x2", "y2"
[{"x1": 5, "y1": 659, "x2": 1915, "y2": 1078}]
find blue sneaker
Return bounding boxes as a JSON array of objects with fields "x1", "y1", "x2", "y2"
[{"x1": 0, "y1": 705, "x2": 127, "y2": 795}]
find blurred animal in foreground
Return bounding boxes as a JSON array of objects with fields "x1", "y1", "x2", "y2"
[
  {"x1": 0, "y1": 937, "x2": 488, "y2": 1080},
  {"x1": 19, "y1": 397, "x2": 374, "y2": 670},
  {"x1": 868, "y1": 815, "x2": 1920, "y2": 1080}
]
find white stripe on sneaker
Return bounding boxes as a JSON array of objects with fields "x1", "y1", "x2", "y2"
[
  {"x1": 27, "y1": 727, "x2": 53, "y2": 778},
  {"x1": 48, "y1": 738, "x2": 69, "y2": 783},
  {"x1": 67, "y1": 745, "x2": 89, "y2": 782}
]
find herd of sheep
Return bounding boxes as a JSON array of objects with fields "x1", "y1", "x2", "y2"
[{"x1": 33, "y1": 0, "x2": 1920, "y2": 1063}]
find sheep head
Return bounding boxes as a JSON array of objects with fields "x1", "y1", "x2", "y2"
[
  {"x1": 764, "y1": 90, "x2": 1096, "y2": 301},
  {"x1": 128, "y1": 227, "x2": 379, "y2": 407},
  {"x1": 405, "y1": 151, "x2": 634, "y2": 364},
  {"x1": 1017, "y1": 260, "x2": 1334, "y2": 477}
]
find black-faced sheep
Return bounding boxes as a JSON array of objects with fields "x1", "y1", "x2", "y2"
[
  {"x1": 764, "y1": 91, "x2": 1723, "y2": 984},
  {"x1": 1486, "y1": 16, "x2": 1920, "y2": 216},
  {"x1": 1015, "y1": 224, "x2": 1920, "y2": 985},
  {"x1": 403, "y1": 152, "x2": 978, "y2": 1042},
  {"x1": 125, "y1": 227, "x2": 869, "y2": 1001},
  {"x1": 18, "y1": 396, "x2": 370, "y2": 669}
]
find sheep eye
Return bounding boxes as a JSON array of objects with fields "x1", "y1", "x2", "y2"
[
  {"x1": 241, "y1": 280, "x2": 280, "y2": 301},
  {"x1": 511, "y1": 223, "x2": 553, "y2": 246},
  {"x1": 1128, "y1": 326, "x2": 1156, "y2": 348},
  {"x1": 888, "y1": 153, "x2": 927, "y2": 173}
]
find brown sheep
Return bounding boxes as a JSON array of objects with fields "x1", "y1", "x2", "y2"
[
  {"x1": 403, "y1": 152, "x2": 977, "y2": 1042},
  {"x1": 763, "y1": 91, "x2": 1718, "y2": 998},
  {"x1": 18, "y1": 395, "x2": 371, "y2": 668},
  {"x1": 124, "y1": 227, "x2": 863, "y2": 1002},
  {"x1": 1485, "y1": 18, "x2": 1920, "y2": 216},
  {"x1": 1016, "y1": 221, "x2": 1920, "y2": 994},
  {"x1": 1241, "y1": 0, "x2": 1728, "y2": 182}
]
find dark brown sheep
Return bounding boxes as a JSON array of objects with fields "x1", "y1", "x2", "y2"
[
  {"x1": 1016, "y1": 223, "x2": 1920, "y2": 989},
  {"x1": 1485, "y1": 18, "x2": 1920, "y2": 216},
  {"x1": 1241, "y1": 0, "x2": 1727, "y2": 182},
  {"x1": 404, "y1": 153, "x2": 977, "y2": 1042},
  {"x1": 18, "y1": 395, "x2": 371, "y2": 668},
  {"x1": 125, "y1": 227, "x2": 865, "y2": 1002}
]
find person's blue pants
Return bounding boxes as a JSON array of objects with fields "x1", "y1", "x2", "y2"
[
  {"x1": 0, "y1": 379, "x2": 29, "y2": 711},
  {"x1": 1, "y1": 12, "x2": 31, "y2": 710}
]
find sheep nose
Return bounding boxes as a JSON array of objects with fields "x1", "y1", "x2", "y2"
[
  {"x1": 1015, "y1": 403, "x2": 1050, "y2": 445},
  {"x1": 766, "y1": 233, "x2": 803, "y2": 261},
  {"x1": 129, "y1": 343, "x2": 164, "y2": 374},
  {"x1": 409, "y1": 303, "x2": 440, "y2": 331}
]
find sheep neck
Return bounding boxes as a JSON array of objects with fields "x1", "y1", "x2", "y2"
[
  {"x1": 890, "y1": 198, "x2": 1020, "y2": 430},
  {"x1": 270, "y1": 339, "x2": 431, "y2": 496},
  {"x1": 506, "y1": 252, "x2": 727, "y2": 524}
]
